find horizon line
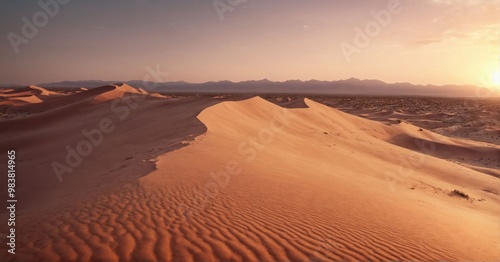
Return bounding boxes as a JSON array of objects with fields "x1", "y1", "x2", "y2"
[{"x1": 0, "y1": 77, "x2": 481, "y2": 88}]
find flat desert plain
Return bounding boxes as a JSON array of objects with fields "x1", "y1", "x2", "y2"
[{"x1": 0, "y1": 84, "x2": 499, "y2": 261}]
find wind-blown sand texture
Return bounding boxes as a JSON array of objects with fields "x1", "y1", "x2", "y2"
[{"x1": 0, "y1": 86, "x2": 499, "y2": 261}]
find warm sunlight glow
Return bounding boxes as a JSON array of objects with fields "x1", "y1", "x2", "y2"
[{"x1": 492, "y1": 69, "x2": 500, "y2": 87}]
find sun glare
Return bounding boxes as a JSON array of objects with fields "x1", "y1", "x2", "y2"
[{"x1": 492, "y1": 69, "x2": 500, "y2": 87}]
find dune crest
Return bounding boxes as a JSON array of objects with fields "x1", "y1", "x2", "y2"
[
  {"x1": 1, "y1": 95, "x2": 498, "y2": 261},
  {"x1": 93, "y1": 84, "x2": 149, "y2": 102},
  {"x1": 27, "y1": 85, "x2": 59, "y2": 96},
  {"x1": 143, "y1": 96, "x2": 498, "y2": 261},
  {"x1": 0, "y1": 85, "x2": 59, "y2": 106},
  {"x1": 0, "y1": 95, "x2": 43, "y2": 106}
]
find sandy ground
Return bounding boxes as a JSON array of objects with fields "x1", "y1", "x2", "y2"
[{"x1": 0, "y1": 86, "x2": 499, "y2": 261}]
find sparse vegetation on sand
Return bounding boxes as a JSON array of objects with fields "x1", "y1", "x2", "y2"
[{"x1": 449, "y1": 189, "x2": 469, "y2": 199}]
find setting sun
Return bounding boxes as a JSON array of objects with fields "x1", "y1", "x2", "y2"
[{"x1": 492, "y1": 69, "x2": 500, "y2": 86}]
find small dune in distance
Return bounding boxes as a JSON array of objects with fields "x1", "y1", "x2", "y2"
[{"x1": 0, "y1": 82, "x2": 499, "y2": 261}]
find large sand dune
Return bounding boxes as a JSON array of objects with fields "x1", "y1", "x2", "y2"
[{"x1": 0, "y1": 86, "x2": 498, "y2": 261}]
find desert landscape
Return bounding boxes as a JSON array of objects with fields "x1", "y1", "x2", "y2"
[
  {"x1": 1, "y1": 0, "x2": 499, "y2": 261},
  {"x1": 0, "y1": 84, "x2": 499, "y2": 261}
]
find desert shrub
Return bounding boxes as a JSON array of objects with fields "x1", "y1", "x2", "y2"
[{"x1": 450, "y1": 189, "x2": 469, "y2": 199}]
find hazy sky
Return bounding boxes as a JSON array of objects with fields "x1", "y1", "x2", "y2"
[{"x1": 0, "y1": 0, "x2": 498, "y2": 86}]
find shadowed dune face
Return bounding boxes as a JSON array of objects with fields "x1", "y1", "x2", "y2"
[
  {"x1": 0, "y1": 87, "x2": 228, "y2": 212},
  {"x1": 0, "y1": 87, "x2": 499, "y2": 261},
  {"x1": 270, "y1": 96, "x2": 309, "y2": 108}
]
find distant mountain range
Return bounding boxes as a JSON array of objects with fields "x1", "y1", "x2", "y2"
[{"x1": 2, "y1": 78, "x2": 498, "y2": 97}]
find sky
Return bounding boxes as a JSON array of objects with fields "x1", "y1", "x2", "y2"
[{"x1": 0, "y1": 0, "x2": 499, "y2": 86}]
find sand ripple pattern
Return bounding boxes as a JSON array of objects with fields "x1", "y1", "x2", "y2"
[{"x1": 10, "y1": 182, "x2": 463, "y2": 262}]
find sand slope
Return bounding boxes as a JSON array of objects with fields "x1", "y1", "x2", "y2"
[
  {"x1": 0, "y1": 86, "x2": 58, "y2": 106},
  {"x1": 0, "y1": 93, "x2": 498, "y2": 261},
  {"x1": 94, "y1": 84, "x2": 148, "y2": 102},
  {"x1": 1, "y1": 85, "x2": 57, "y2": 97},
  {"x1": 0, "y1": 85, "x2": 70, "y2": 107}
]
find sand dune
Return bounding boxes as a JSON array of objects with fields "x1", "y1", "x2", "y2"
[
  {"x1": 272, "y1": 96, "x2": 309, "y2": 108},
  {"x1": 28, "y1": 85, "x2": 59, "y2": 96},
  {"x1": 0, "y1": 84, "x2": 157, "y2": 119},
  {"x1": 93, "y1": 84, "x2": 148, "y2": 102},
  {"x1": 315, "y1": 96, "x2": 500, "y2": 145},
  {"x1": 0, "y1": 95, "x2": 43, "y2": 106},
  {"x1": 0, "y1": 85, "x2": 65, "y2": 108},
  {"x1": 387, "y1": 125, "x2": 500, "y2": 176},
  {"x1": 0, "y1": 89, "x2": 498, "y2": 261},
  {"x1": 2, "y1": 85, "x2": 58, "y2": 97}
]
